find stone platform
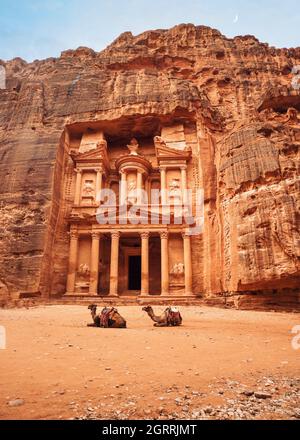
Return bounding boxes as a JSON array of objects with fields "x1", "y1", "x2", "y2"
[
  {"x1": 45, "y1": 295, "x2": 205, "y2": 307},
  {"x1": 43, "y1": 293, "x2": 299, "y2": 312}
]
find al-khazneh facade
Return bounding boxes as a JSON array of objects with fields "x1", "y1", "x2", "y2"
[{"x1": 64, "y1": 124, "x2": 199, "y2": 299}]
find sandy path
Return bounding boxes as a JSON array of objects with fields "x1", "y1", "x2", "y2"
[{"x1": 0, "y1": 305, "x2": 299, "y2": 420}]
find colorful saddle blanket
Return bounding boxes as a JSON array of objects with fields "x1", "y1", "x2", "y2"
[
  {"x1": 166, "y1": 307, "x2": 182, "y2": 326},
  {"x1": 100, "y1": 307, "x2": 116, "y2": 328}
]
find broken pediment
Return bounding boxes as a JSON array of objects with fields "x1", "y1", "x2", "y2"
[
  {"x1": 161, "y1": 124, "x2": 186, "y2": 150},
  {"x1": 154, "y1": 135, "x2": 192, "y2": 162},
  {"x1": 78, "y1": 130, "x2": 106, "y2": 154},
  {"x1": 70, "y1": 140, "x2": 110, "y2": 170}
]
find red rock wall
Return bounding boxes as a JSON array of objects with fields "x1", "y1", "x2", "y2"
[{"x1": 0, "y1": 24, "x2": 299, "y2": 307}]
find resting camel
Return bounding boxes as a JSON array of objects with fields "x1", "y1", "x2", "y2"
[
  {"x1": 87, "y1": 304, "x2": 126, "y2": 328},
  {"x1": 142, "y1": 306, "x2": 182, "y2": 327}
]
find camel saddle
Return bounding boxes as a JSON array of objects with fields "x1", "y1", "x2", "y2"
[
  {"x1": 100, "y1": 307, "x2": 116, "y2": 328},
  {"x1": 166, "y1": 307, "x2": 182, "y2": 326}
]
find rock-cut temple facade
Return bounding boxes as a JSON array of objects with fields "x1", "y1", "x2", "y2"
[{"x1": 65, "y1": 127, "x2": 197, "y2": 299}]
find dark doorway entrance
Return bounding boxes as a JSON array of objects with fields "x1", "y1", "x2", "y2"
[{"x1": 128, "y1": 255, "x2": 141, "y2": 290}]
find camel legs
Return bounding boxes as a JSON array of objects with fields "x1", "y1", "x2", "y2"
[{"x1": 154, "y1": 322, "x2": 168, "y2": 327}]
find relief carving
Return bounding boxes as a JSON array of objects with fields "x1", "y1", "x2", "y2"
[
  {"x1": 170, "y1": 263, "x2": 185, "y2": 276},
  {"x1": 82, "y1": 180, "x2": 95, "y2": 201},
  {"x1": 78, "y1": 263, "x2": 90, "y2": 277},
  {"x1": 169, "y1": 178, "x2": 182, "y2": 203},
  {"x1": 127, "y1": 178, "x2": 137, "y2": 205}
]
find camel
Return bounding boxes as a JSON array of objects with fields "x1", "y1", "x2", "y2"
[
  {"x1": 87, "y1": 304, "x2": 126, "y2": 328},
  {"x1": 142, "y1": 306, "x2": 182, "y2": 327}
]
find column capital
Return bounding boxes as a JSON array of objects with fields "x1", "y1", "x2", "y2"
[
  {"x1": 180, "y1": 165, "x2": 188, "y2": 171},
  {"x1": 75, "y1": 168, "x2": 82, "y2": 174},
  {"x1": 111, "y1": 231, "x2": 120, "y2": 239},
  {"x1": 160, "y1": 231, "x2": 168, "y2": 240},
  {"x1": 95, "y1": 166, "x2": 104, "y2": 174},
  {"x1": 136, "y1": 168, "x2": 146, "y2": 177},
  {"x1": 91, "y1": 231, "x2": 101, "y2": 240},
  {"x1": 69, "y1": 230, "x2": 79, "y2": 240},
  {"x1": 159, "y1": 166, "x2": 168, "y2": 172},
  {"x1": 182, "y1": 231, "x2": 191, "y2": 239},
  {"x1": 140, "y1": 231, "x2": 150, "y2": 239},
  {"x1": 160, "y1": 229, "x2": 169, "y2": 295}
]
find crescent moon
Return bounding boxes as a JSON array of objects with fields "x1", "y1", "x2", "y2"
[{"x1": 233, "y1": 14, "x2": 239, "y2": 23}]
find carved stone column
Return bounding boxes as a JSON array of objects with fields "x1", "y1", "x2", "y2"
[
  {"x1": 89, "y1": 232, "x2": 100, "y2": 294},
  {"x1": 137, "y1": 171, "x2": 143, "y2": 205},
  {"x1": 74, "y1": 169, "x2": 82, "y2": 205},
  {"x1": 66, "y1": 231, "x2": 79, "y2": 294},
  {"x1": 181, "y1": 165, "x2": 188, "y2": 206},
  {"x1": 95, "y1": 168, "x2": 103, "y2": 205},
  {"x1": 146, "y1": 179, "x2": 151, "y2": 207},
  {"x1": 120, "y1": 171, "x2": 127, "y2": 205},
  {"x1": 160, "y1": 167, "x2": 167, "y2": 206},
  {"x1": 160, "y1": 231, "x2": 169, "y2": 295},
  {"x1": 182, "y1": 231, "x2": 193, "y2": 295},
  {"x1": 109, "y1": 231, "x2": 120, "y2": 296},
  {"x1": 141, "y1": 232, "x2": 150, "y2": 296}
]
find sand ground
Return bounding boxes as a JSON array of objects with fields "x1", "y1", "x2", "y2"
[{"x1": 0, "y1": 305, "x2": 299, "y2": 420}]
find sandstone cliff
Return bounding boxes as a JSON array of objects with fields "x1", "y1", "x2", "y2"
[{"x1": 0, "y1": 24, "x2": 299, "y2": 308}]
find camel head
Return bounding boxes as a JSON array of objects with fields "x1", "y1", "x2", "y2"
[
  {"x1": 88, "y1": 304, "x2": 97, "y2": 313},
  {"x1": 142, "y1": 306, "x2": 153, "y2": 313}
]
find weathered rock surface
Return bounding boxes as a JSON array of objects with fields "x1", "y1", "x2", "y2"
[{"x1": 0, "y1": 24, "x2": 299, "y2": 308}]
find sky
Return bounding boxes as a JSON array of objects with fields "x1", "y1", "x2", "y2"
[{"x1": 0, "y1": 0, "x2": 299, "y2": 62}]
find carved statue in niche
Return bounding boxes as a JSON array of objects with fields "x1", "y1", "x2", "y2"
[
  {"x1": 169, "y1": 178, "x2": 182, "y2": 203},
  {"x1": 127, "y1": 138, "x2": 140, "y2": 155},
  {"x1": 170, "y1": 262, "x2": 185, "y2": 287},
  {"x1": 170, "y1": 263, "x2": 185, "y2": 276},
  {"x1": 78, "y1": 263, "x2": 90, "y2": 278},
  {"x1": 127, "y1": 178, "x2": 137, "y2": 205},
  {"x1": 82, "y1": 180, "x2": 95, "y2": 199}
]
